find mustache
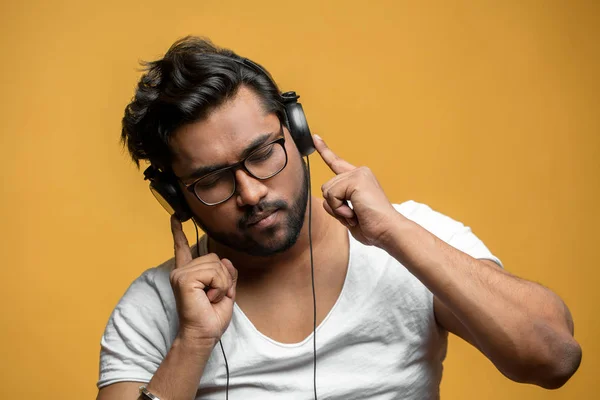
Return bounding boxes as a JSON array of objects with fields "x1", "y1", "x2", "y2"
[{"x1": 238, "y1": 199, "x2": 288, "y2": 228}]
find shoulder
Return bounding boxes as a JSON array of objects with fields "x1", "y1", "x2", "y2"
[
  {"x1": 98, "y1": 258, "x2": 178, "y2": 388},
  {"x1": 118, "y1": 258, "x2": 176, "y2": 310},
  {"x1": 393, "y1": 200, "x2": 462, "y2": 241},
  {"x1": 103, "y1": 258, "x2": 178, "y2": 342},
  {"x1": 113, "y1": 237, "x2": 204, "y2": 317},
  {"x1": 393, "y1": 200, "x2": 503, "y2": 267}
]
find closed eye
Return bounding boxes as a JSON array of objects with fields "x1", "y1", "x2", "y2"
[
  {"x1": 196, "y1": 173, "x2": 226, "y2": 188},
  {"x1": 248, "y1": 144, "x2": 275, "y2": 162}
]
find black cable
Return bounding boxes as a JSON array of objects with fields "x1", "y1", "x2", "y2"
[
  {"x1": 193, "y1": 219, "x2": 230, "y2": 400},
  {"x1": 219, "y1": 340, "x2": 230, "y2": 400},
  {"x1": 306, "y1": 156, "x2": 317, "y2": 400}
]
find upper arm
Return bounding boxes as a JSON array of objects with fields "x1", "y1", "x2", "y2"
[
  {"x1": 97, "y1": 382, "x2": 144, "y2": 400},
  {"x1": 98, "y1": 268, "x2": 173, "y2": 391}
]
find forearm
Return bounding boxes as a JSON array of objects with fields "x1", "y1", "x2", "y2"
[
  {"x1": 144, "y1": 331, "x2": 216, "y2": 400},
  {"x1": 380, "y1": 215, "x2": 581, "y2": 387}
]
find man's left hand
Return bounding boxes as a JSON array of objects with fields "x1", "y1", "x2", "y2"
[{"x1": 313, "y1": 134, "x2": 403, "y2": 247}]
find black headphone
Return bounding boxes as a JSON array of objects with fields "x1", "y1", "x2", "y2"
[{"x1": 143, "y1": 56, "x2": 316, "y2": 222}]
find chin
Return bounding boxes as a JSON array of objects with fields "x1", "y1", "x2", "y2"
[{"x1": 241, "y1": 225, "x2": 301, "y2": 257}]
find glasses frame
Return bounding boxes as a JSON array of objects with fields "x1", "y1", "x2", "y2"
[{"x1": 181, "y1": 125, "x2": 288, "y2": 206}]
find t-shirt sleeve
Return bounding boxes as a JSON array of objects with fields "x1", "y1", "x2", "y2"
[
  {"x1": 394, "y1": 200, "x2": 503, "y2": 268},
  {"x1": 97, "y1": 267, "x2": 173, "y2": 388}
]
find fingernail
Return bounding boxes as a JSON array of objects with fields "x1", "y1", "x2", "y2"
[{"x1": 313, "y1": 134, "x2": 322, "y2": 141}]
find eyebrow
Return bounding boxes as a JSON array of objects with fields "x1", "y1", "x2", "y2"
[{"x1": 181, "y1": 130, "x2": 279, "y2": 182}]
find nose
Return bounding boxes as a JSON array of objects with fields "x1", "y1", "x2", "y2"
[{"x1": 234, "y1": 168, "x2": 268, "y2": 207}]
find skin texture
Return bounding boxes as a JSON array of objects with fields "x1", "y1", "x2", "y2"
[{"x1": 98, "y1": 85, "x2": 581, "y2": 400}]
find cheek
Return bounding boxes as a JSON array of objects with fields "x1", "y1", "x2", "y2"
[
  {"x1": 180, "y1": 185, "x2": 239, "y2": 228},
  {"x1": 271, "y1": 154, "x2": 305, "y2": 196}
]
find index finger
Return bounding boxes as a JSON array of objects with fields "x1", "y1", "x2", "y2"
[
  {"x1": 170, "y1": 215, "x2": 193, "y2": 269},
  {"x1": 312, "y1": 134, "x2": 355, "y2": 174}
]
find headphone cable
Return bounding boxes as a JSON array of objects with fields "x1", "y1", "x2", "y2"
[{"x1": 307, "y1": 155, "x2": 318, "y2": 400}]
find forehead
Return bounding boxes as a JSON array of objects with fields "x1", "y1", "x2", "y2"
[{"x1": 170, "y1": 86, "x2": 280, "y2": 175}]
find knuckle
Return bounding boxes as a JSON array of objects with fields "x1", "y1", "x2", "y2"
[
  {"x1": 175, "y1": 273, "x2": 189, "y2": 287},
  {"x1": 220, "y1": 262, "x2": 231, "y2": 278},
  {"x1": 219, "y1": 272, "x2": 229, "y2": 289},
  {"x1": 173, "y1": 243, "x2": 189, "y2": 255},
  {"x1": 209, "y1": 266, "x2": 223, "y2": 283},
  {"x1": 205, "y1": 253, "x2": 219, "y2": 261},
  {"x1": 170, "y1": 270, "x2": 185, "y2": 287}
]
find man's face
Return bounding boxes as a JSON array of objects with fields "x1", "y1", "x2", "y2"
[{"x1": 170, "y1": 86, "x2": 308, "y2": 256}]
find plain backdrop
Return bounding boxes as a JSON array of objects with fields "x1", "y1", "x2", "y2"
[{"x1": 0, "y1": 0, "x2": 598, "y2": 398}]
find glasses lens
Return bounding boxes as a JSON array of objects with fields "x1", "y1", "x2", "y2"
[
  {"x1": 245, "y1": 141, "x2": 287, "y2": 179},
  {"x1": 194, "y1": 170, "x2": 235, "y2": 205}
]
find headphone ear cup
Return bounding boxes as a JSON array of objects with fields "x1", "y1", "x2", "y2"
[
  {"x1": 144, "y1": 167, "x2": 193, "y2": 222},
  {"x1": 282, "y1": 92, "x2": 315, "y2": 157}
]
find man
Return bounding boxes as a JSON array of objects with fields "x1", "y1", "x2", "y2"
[{"x1": 97, "y1": 36, "x2": 581, "y2": 400}]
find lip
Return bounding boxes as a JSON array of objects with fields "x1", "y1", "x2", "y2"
[{"x1": 247, "y1": 209, "x2": 278, "y2": 228}]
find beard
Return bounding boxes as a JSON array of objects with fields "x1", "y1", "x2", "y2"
[{"x1": 193, "y1": 162, "x2": 309, "y2": 257}]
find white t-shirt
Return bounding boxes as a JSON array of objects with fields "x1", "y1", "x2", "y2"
[{"x1": 98, "y1": 200, "x2": 502, "y2": 399}]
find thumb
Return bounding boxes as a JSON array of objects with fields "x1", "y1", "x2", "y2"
[{"x1": 221, "y1": 258, "x2": 238, "y2": 301}]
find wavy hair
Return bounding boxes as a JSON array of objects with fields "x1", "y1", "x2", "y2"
[{"x1": 121, "y1": 36, "x2": 285, "y2": 169}]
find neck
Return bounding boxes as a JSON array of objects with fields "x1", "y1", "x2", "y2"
[{"x1": 207, "y1": 196, "x2": 334, "y2": 283}]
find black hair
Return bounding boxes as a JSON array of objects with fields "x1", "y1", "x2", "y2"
[{"x1": 121, "y1": 36, "x2": 286, "y2": 169}]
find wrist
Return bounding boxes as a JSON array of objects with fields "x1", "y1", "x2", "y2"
[
  {"x1": 175, "y1": 327, "x2": 219, "y2": 351},
  {"x1": 376, "y1": 212, "x2": 412, "y2": 253}
]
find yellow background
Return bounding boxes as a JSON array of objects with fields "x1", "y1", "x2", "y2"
[{"x1": 1, "y1": 0, "x2": 598, "y2": 398}]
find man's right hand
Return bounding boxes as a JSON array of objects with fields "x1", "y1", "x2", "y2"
[
  {"x1": 97, "y1": 218, "x2": 239, "y2": 400},
  {"x1": 170, "y1": 215, "x2": 238, "y2": 344}
]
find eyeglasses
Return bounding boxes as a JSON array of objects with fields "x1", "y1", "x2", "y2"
[{"x1": 181, "y1": 124, "x2": 288, "y2": 206}]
